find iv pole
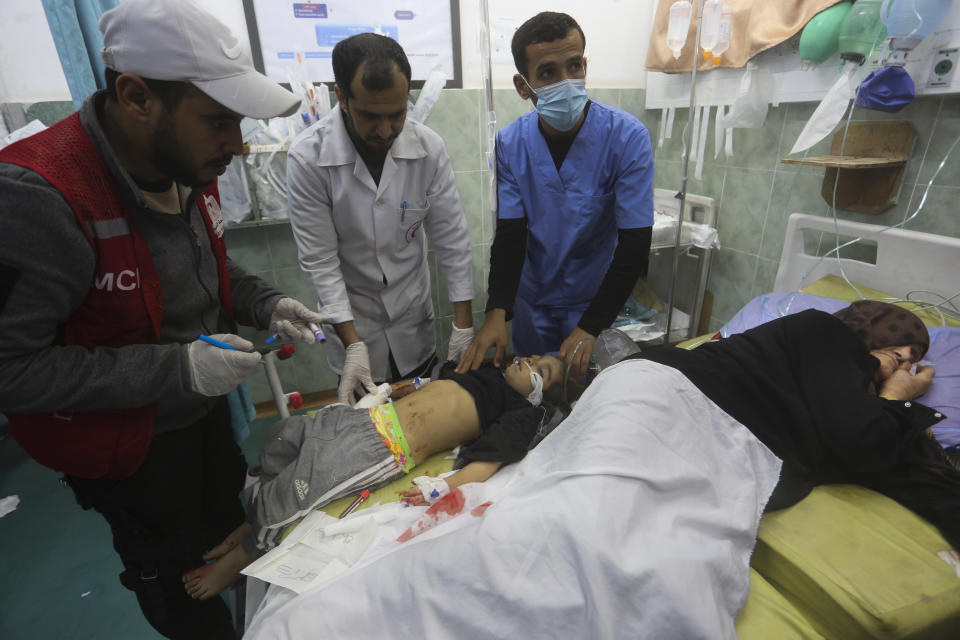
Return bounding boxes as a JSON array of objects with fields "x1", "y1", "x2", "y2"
[
  {"x1": 664, "y1": 0, "x2": 704, "y2": 345},
  {"x1": 479, "y1": 0, "x2": 497, "y2": 230}
]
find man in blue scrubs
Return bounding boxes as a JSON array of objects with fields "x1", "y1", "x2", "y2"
[{"x1": 458, "y1": 11, "x2": 654, "y2": 376}]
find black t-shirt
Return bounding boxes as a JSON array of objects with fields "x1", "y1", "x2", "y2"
[
  {"x1": 439, "y1": 363, "x2": 556, "y2": 467},
  {"x1": 441, "y1": 364, "x2": 530, "y2": 431}
]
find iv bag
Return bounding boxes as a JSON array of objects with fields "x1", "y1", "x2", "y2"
[
  {"x1": 881, "y1": 0, "x2": 952, "y2": 53},
  {"x1": 719, "y1": 62, "x2": 773, "y2": 129},
  {"x1": 314, "y1": 82, "x2": 332, "y2": 120},
  {"x1": 667, "y1": 1, "x2": 693, "y2": 60},
  {"x1": 700, "y1": 0, "x2": 724, "y2": 57},
  {"x1": 218, "y1": 157, "x2": 252, "y2": 226},
  {"x1": 712, "y1": 4, "x2": 733, "y2": 64},
  {"x1": 409, "y1": 66, "x2": 448, "y2": 123}
]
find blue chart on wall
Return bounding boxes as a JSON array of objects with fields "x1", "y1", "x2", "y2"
[{"x1": 243, "y1": 0, "x2": 462, "y2": 89}]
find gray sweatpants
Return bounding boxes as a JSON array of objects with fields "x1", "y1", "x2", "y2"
[{"x1": 245, "y1": 404, "x2": 402, "y2": 554}]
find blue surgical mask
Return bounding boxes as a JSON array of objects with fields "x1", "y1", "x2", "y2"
[{"x1": 524, "y1": 77, "x2": 588, "y2": 132}]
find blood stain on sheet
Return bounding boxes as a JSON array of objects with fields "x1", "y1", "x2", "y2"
[
  {"x1": 396, "y1": 489, "x2": 468, "y2": 542},
  {"x1": 431, "y1": 488, "x2": 465, "y2": 515},
  {"x1": 471, "y1": 501, "x2": 493, "y2": 517}
]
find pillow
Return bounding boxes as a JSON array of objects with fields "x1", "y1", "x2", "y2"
[
  {"x1": 718, "y1": 292, "x2": 846, "y2": 338},
  {"x1": 923, "y1": 328, "x2": 960, "y2": 447},
  {"x1": 800, "y1": 274, "x2": 960, "y2": 329}
]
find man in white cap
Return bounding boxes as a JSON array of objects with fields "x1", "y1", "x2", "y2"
[{"x1": 0, "y1": 1, "x2": 322, "y2": 637}]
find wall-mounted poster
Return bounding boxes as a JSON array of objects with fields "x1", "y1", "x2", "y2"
[{"x1": 242, "y1": 1, "x2": 462, "y2": 88}]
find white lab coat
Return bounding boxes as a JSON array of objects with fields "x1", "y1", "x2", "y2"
[{"x1": 286, "y1": 105, "x2": 473, "y2": 380}]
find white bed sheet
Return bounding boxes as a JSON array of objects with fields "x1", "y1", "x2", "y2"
[{"x1": 246, "y1": 360, "x2": 782, "y2": 639}]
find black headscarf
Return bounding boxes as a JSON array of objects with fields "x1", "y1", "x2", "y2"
[{"x1": 833, "y1": 301, "x2": 929, "y2": 358}]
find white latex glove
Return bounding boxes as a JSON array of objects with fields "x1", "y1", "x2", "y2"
[
  {"x1": 413, "y1": 475, "x2": 451, "y2": 504},
  {"x1": 185, "y1": 334, "x2": 261, "y2": 397},
  {"x1": 269, "y1": 298, "x2": 325, "y2": 343},
  {"x1": 447, "y1": 322, "x2": 474, "y2": 363},
  {"x1": 338, "y1": 341, "x2": 377, "y2": 405}
]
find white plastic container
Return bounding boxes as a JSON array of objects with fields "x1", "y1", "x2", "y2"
[
  {"x1": 700, "y1": 0, "x2": 724, "y2": 57},
  {"x1": 667, "y1": 1, "x2": 693, "y2": 59},
  {"x1": 881, "y1": 0, "x2": 952, "y2": 54},
  {"x1": 711, "y1": 3, "x2": 733, "y2": 64}
]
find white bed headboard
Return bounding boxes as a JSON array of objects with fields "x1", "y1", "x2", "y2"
[{"x1": 774, "y1": 213, "x2": 960, "y2": 302}]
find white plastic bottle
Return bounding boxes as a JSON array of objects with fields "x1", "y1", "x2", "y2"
[
  {"x1": 667, "y1": 1, "x2": 693, "y2": 59},
  {"x1": 700, "y1": 0, "x2": 724, "y2": 59},
  {"x1": 711, "y1": 3, "x2": 733, "y2": 64}
]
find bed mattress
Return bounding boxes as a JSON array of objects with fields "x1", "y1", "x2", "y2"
[
  {"x1": 735, "y1": 569, "x2": 825, "y2": 640},
  {"x1": 752, "y1": 485, "x2": 960, "y2": 639}
]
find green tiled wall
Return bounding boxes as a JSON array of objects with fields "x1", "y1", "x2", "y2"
[
  {"x1": 656, "y1": 94, "x2": 960, "y2": 332},
  {"x1": 25, "y1": 87, "x2": 960, "y2": 402}
]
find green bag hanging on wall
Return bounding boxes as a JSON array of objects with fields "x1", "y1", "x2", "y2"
[{"x1": 799, "y1": 1, "x2": 853, "y2": 68}]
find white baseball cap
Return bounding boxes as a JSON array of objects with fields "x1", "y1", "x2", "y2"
[{"x1": 99, "y1": 0, "x2": 300, "y2": 119}]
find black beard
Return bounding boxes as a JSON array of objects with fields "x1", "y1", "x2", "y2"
[
  {"x1": 151, "y1": 111, "x2": 208, "y2": 188},
  {"x1": 340, "y1": 105, "x2": 389, "y2": 163}
]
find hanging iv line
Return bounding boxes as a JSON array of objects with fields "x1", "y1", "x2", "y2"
[
  {"x1": 478, "y1": 0, "x2": 497, "y2": 233},
  {"x1": 664, "y1": 0, "x2": 706, "y2": 346},
  {"x1": 562, "y1": 336, "x2": 595, "y2": 406},
  {"x1": 772, "y1": 58, "x2": 960, "y2": 328}
]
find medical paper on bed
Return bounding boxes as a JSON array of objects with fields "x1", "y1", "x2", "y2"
[
  {"x1": 242, "y1": 502, "x2": 421, "y2": 594},
  {"x1": 243, "y1": 516, "x2": 379, "y2": 593}
]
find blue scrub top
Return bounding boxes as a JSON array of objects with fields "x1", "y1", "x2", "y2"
[{"x1": 496, "y1": 101, "x2": 654, "y2": 308}]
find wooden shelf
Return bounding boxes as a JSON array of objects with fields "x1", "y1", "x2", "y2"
[
  {"x1": 780, "y1": 121, "x2": 916, "y2": 214},
  {"x1": 780, "y1": 155, "x2": 907, "y2": 169}
]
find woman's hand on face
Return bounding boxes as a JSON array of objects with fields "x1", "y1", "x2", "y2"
[{"x1": 880, "y1": 365, "x2": 935, "y2": 401}]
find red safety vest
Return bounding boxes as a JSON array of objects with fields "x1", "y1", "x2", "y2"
[{"x1": 0, "y1": 112, "x2": 234, "y2": 479}]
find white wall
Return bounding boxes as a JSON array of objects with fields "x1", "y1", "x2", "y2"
[
  {"x1": 0, "y1": 0, "x2": 654, "y2": 103},
  {"x1": 0, "y1": 0, "x2": 70, "y2": 102},
  {"x1": 462, "y1": 0, "x2": 654, "y2": 89}
]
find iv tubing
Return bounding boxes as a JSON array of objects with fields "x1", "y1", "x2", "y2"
[
  {"x1": 563, "y1": 336, "x2": 595, "y2": 405},
  {"x1": 479, "y1": 0, "x2": 498, "y2": 228},
  {"x1": 665, "y1": 0, "x2": 705, "y2": 345},
  {"x1": 767, "y1": 29, "x2": 960, "y2": 327}
]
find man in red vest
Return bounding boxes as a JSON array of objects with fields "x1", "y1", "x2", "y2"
[{"x1": 0, "y1": 1, "x2": 324, "y2": 638}]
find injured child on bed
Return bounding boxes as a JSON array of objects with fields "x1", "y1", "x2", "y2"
[{"x1": 181, "y1": 354, "x2": 567, "y2": 600}]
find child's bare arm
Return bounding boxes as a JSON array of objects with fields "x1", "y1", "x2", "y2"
[{"x1": 447, "y1": 461, "x2": 503, "y2": 490}]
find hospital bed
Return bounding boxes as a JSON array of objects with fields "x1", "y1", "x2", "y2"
[
  {"x1": 732, "y1": 213, "x2": 960, "y2": 639},
  {"x1": 242, "y1": 213, "x2": 960, "y2": 639}
]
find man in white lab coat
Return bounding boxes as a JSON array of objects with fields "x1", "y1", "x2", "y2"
[{"x1": 286, "y1": 33, "x2": 475, "y2": 404}]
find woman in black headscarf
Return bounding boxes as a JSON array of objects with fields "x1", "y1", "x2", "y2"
[
  {"x1": 833, "y1": 300, "x2": 931, "y2": 394},
  {"x1": 631, "y1": 300, "x2": 960, "y2": 548}
]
